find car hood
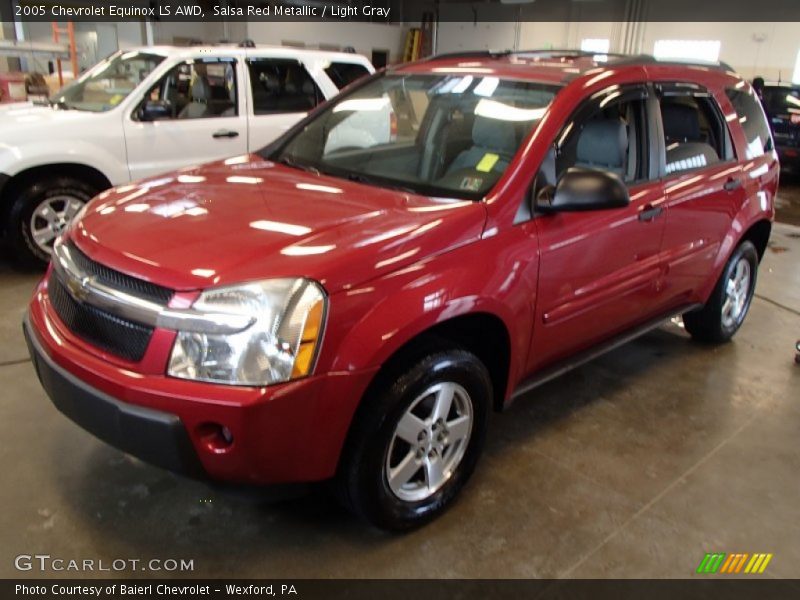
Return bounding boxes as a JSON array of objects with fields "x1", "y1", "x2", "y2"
[
  {"x1": 0, "y1": 102, "x2": 105, "y2": 140},
  {"x1": 69, "y1": 155, "x2": 487, "y2": 293}
]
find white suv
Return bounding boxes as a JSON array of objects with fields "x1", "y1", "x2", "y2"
[{"x1": 0, "y1": 43, "x2": 373, "y2": 266}]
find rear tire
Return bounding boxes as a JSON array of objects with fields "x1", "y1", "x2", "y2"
[
  {"x1": 683, "y1": 240, "x2": 758, "y2": 343},
  {"x1": 337, "y1": 349, "x2": 491, "y2": 531},
  {"x1": 5, "y1": 177, "x2": 97, "y2": 269}
]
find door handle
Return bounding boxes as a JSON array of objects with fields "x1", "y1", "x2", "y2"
[
  {"x1": 638, "y1": 204, "x2": 663, "y2": 222},
  {"x1": 723, "y1": 177, "x2": 742, "y2": 191},
  {"x1": 212, "y1": 130, "x2": 239, "y2": 139}
]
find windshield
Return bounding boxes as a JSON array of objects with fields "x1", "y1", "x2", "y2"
[
  {"x1": 51, "y1": 51, "x2": 164, "y2": 112},
  {"x1": 271, "y1": 73, "x2": 560, "y2": 199}
]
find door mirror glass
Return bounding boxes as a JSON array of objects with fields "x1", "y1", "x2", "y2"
[
  {"x1": 140, "y1": 99, "x2": 172, "y2": 121},
  {"x1": 543, "y1": 167, "x2": 630, "y2": 212}
]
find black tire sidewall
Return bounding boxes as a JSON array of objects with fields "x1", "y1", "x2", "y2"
[
  {"x1": 6, "y1": 177, "x2": 97, "y2": 268},
  {"x1": 348, "y1": 351, "x2": 491, "y2": 531}
]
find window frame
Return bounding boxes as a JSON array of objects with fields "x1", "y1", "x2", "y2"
[
  {"x1": 724, "y1": 86, "x2": 775, "y2": 159},
  {"x1": 654, "y1": 82, "x2": 738, "y2": 180},
  {"x1": 246, "y1": 57, "x2": 324, "y2": 116},
  {"x1": 131, "y1": 56, "x2": 239, "y2": 122},
  {"x1": 519, "y1": 83, "x2": 660, "y2": 223}
]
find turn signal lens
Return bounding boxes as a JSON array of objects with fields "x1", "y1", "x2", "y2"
[{"x1": 291, "y1": 299, "x2": 325, "y2": 378}]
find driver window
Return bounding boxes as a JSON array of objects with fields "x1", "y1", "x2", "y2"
[
  {"x1": 555, "y1": 93, "x2": 647, "y2": 184},
  {"x1": 144, "y1": 58, "x2": 238, "y2": 120}
]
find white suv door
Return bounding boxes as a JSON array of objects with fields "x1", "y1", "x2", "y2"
[
  {"x1": 245, "y1": 55, "x2": 329, "y2": 151},
  {"x1": 122, "y1": 56, "x2": 248, "y2": 180}
]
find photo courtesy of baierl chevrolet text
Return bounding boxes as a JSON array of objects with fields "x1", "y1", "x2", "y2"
[{"x1": 1, "y1": 0, "x2": 800, "y2": 598}]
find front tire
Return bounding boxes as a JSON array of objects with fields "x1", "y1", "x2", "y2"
[
  {"x1": 5, "y1": 177, "x2": 97, "y2": 269},
  {"x1": 683, "y1": 240, "x2": 758, "y2": 343},
  {"x1": 337, "y1": 349, "x2": 491, "y2": 531}
]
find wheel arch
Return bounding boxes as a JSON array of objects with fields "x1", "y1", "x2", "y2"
[{"x1": 0, "y1": 163, "x2": 113, "y2": 232}]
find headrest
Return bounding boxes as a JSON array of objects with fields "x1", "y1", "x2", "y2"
[
  {"x1": 259, "y1": 72, "x2": 281, "y2": 95},
  {"x1": 302, "y1": 79, "x2": 315, "y2": 96},
  {"x1": 661, "y1": 102, "x2": 701, "y2": 142},
  {"x1": 576, "y1": 119, "x2": 628, "y2": 169},
  {"x1": 190, "y1": 76, "x2": 210, "y2": 102},
  {"x1": 472, "y1": 116, "x2": 517, "y2": 154}
]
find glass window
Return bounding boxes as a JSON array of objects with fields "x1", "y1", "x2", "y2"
[
  {"x1": 247, "y1": 58, "x2": 323, "y2": 114},
  {"x1": 271, "y1": 73, "x2": 559, "y2": 200},
  {"x1": 324, "y1": 61, "x2": 371, "y2": 89},
  {"x1": 143, "y1": 58, "x2": 237, "y2": 120},
  {"x1": 725, "y1": 88, "x2": 774, "y2": 158},
  {"x1": 659, "y1": 92, "x2": 733, "y2": 174},
  {"x1": 555, "y1": 92, "x2": 647, "y2": 184},
  {"x1": 762, "y1": 85, "x2": 800, "y2": 117},
  {"x1": 52, "y1": 51, "x2": 164, "y2": 112}
]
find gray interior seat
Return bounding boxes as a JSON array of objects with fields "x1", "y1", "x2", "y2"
[
  {"x1": 179, "y1": 76, "x2": 211, "y2": 119},
  {"x1": 575, "y1": 119, "x2": 628, "y2": 177},
  {"x1": 446, "y1": 116, "x2": 517, "y2": 174},
  {"x1": 661, "y1": 102, "x2": 719, "y2": 171}
]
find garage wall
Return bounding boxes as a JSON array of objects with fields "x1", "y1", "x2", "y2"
[
  {"x1": 637, "y1": 22, "x2": 799, "y2": 81},
  {"x1": 246, "y1": 21, "x2": 407, "y2": 64},
  {"x1": 437, "y1": 21, "x2": 800, "y2": 83}
]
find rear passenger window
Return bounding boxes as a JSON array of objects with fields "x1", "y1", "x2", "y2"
[
  {"x1": 324, "y1": 62, "x2": 370, "y2": 89},
  {"x1": 725, "y1": 88, "x2": 774, "y2": 158},
  {"x1": 658, "y1": 90, "x2": 734, "y2": 175},
  {"x1": 247, "y1": 58, "x2": 323, "y2": 114}
]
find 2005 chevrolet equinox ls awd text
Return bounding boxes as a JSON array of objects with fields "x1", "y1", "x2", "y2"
[{"x1": 24, "y1": 50, "x2": 778, "y2": 530}]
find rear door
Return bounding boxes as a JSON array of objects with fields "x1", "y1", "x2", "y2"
[
  {"x1": 123, "y1": 55, "x2": 247, "y2": 180},
  {"x1": 527, "y1": 84, "x2": 669, "y2": 372},
  {"x1": 656, "y1": 83, "x2": 745, "y2": 306},
  {"x1": 245, "y1": 55, "x2": 327, "y2": 151}
]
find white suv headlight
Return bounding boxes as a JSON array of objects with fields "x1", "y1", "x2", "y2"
[{"x1": 167, "y1": 278, "x2": 326, "y2": 386}]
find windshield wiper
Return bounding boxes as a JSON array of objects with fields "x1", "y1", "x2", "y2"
[
  {"x1": 277, "y1": 155, "x2": 319, "y2": 175},
  {"x1": 345, "y1": 172, "x2": 417, "y2": 194}
]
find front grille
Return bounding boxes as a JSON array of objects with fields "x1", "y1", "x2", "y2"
[
  {"x1": 68, "y1": 242, "x2": 173, "y2": 305},
  {"x1": 48, "y1": 276, "x2": 154, "y2": 362},
  {"x1": 48, "y1": 243, "x2": 175, "y2": 362}
]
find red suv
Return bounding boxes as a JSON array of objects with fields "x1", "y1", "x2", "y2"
[{"x1": 24, "y1": 51, "x2": 778, "y2": 530}]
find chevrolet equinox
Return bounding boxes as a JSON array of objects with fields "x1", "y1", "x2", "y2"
[{"x1": 24, "y1": 50, "x2": 778, "y2": 530}]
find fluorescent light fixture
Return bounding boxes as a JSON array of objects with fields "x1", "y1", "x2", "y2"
[
  {"x1": 653, "y1": 39, "x2": 721, "y2": 63},
  {"x1": 581, "y1": 38, "x2": 610, "y2": 54},
  {"x1": 793, "y1": 49, "x2": 800, "y2": 84}
]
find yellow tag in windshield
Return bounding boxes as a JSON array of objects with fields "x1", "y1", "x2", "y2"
[{"x1": 476, "y1": 153, "x2": 500, "y2": 172}]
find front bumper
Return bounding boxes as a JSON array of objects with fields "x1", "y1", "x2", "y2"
[
  {"x1": 25, "y1": 317, "x2": 205, "y2": 477},
  {"x1": 26, "y1": 279, "x2": 378, "y2": 484}
]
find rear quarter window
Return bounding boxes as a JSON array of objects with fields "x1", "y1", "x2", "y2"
[
  {"x1": 725, "y1": 88, "x2": 774, "y2": 158},
  {"x1": 324, "y1": 62, "x2": 371, "y2": 89}
]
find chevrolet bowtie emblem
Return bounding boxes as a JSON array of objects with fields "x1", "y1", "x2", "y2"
[{"x1": 65, "y1": 274, "x2": 93, "y2": 302}]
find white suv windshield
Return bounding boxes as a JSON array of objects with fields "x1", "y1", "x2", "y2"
[
  {"x1": 272, "y1": 73, "x2": 560, "y2": 199},
  {"x1": 52, "y1": 51, "x2": 164, "y2": 112}
]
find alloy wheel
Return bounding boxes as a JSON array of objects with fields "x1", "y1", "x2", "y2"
[{"x1": 385, "y1": 381, "x2": 473, "y2": 503}]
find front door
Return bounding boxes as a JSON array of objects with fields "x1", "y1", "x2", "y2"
[
  {"x1": 123, "y1": 56, "x2": 247, "y2": 180},
  {"x1": 527, "y1": 85, "x2": 668, "y2": 373}
]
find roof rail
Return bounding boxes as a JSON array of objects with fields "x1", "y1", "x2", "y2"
[{"x1": 423, "y1": 48, "x2": 736, "y2": 73}]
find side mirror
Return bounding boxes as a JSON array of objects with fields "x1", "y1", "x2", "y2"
[
  {"x1": 139, "y1": 99, "x2": 172, "y2": 121},
  {"x1": 544, "y1": 167, "x2": 630, "y2": 212}
]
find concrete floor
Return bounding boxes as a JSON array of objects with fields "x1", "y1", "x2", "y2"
[{"x1": 1, "y1": 186, "x2": 799, "y2": 580}]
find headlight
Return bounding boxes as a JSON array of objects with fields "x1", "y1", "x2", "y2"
[{"x1": 168, "y1": 278, "x2": 326, "y2": 386}]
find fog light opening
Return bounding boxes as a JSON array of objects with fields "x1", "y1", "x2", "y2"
[{"x1": 197, "y1": 422, "x2": 234, "y2": 453}]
